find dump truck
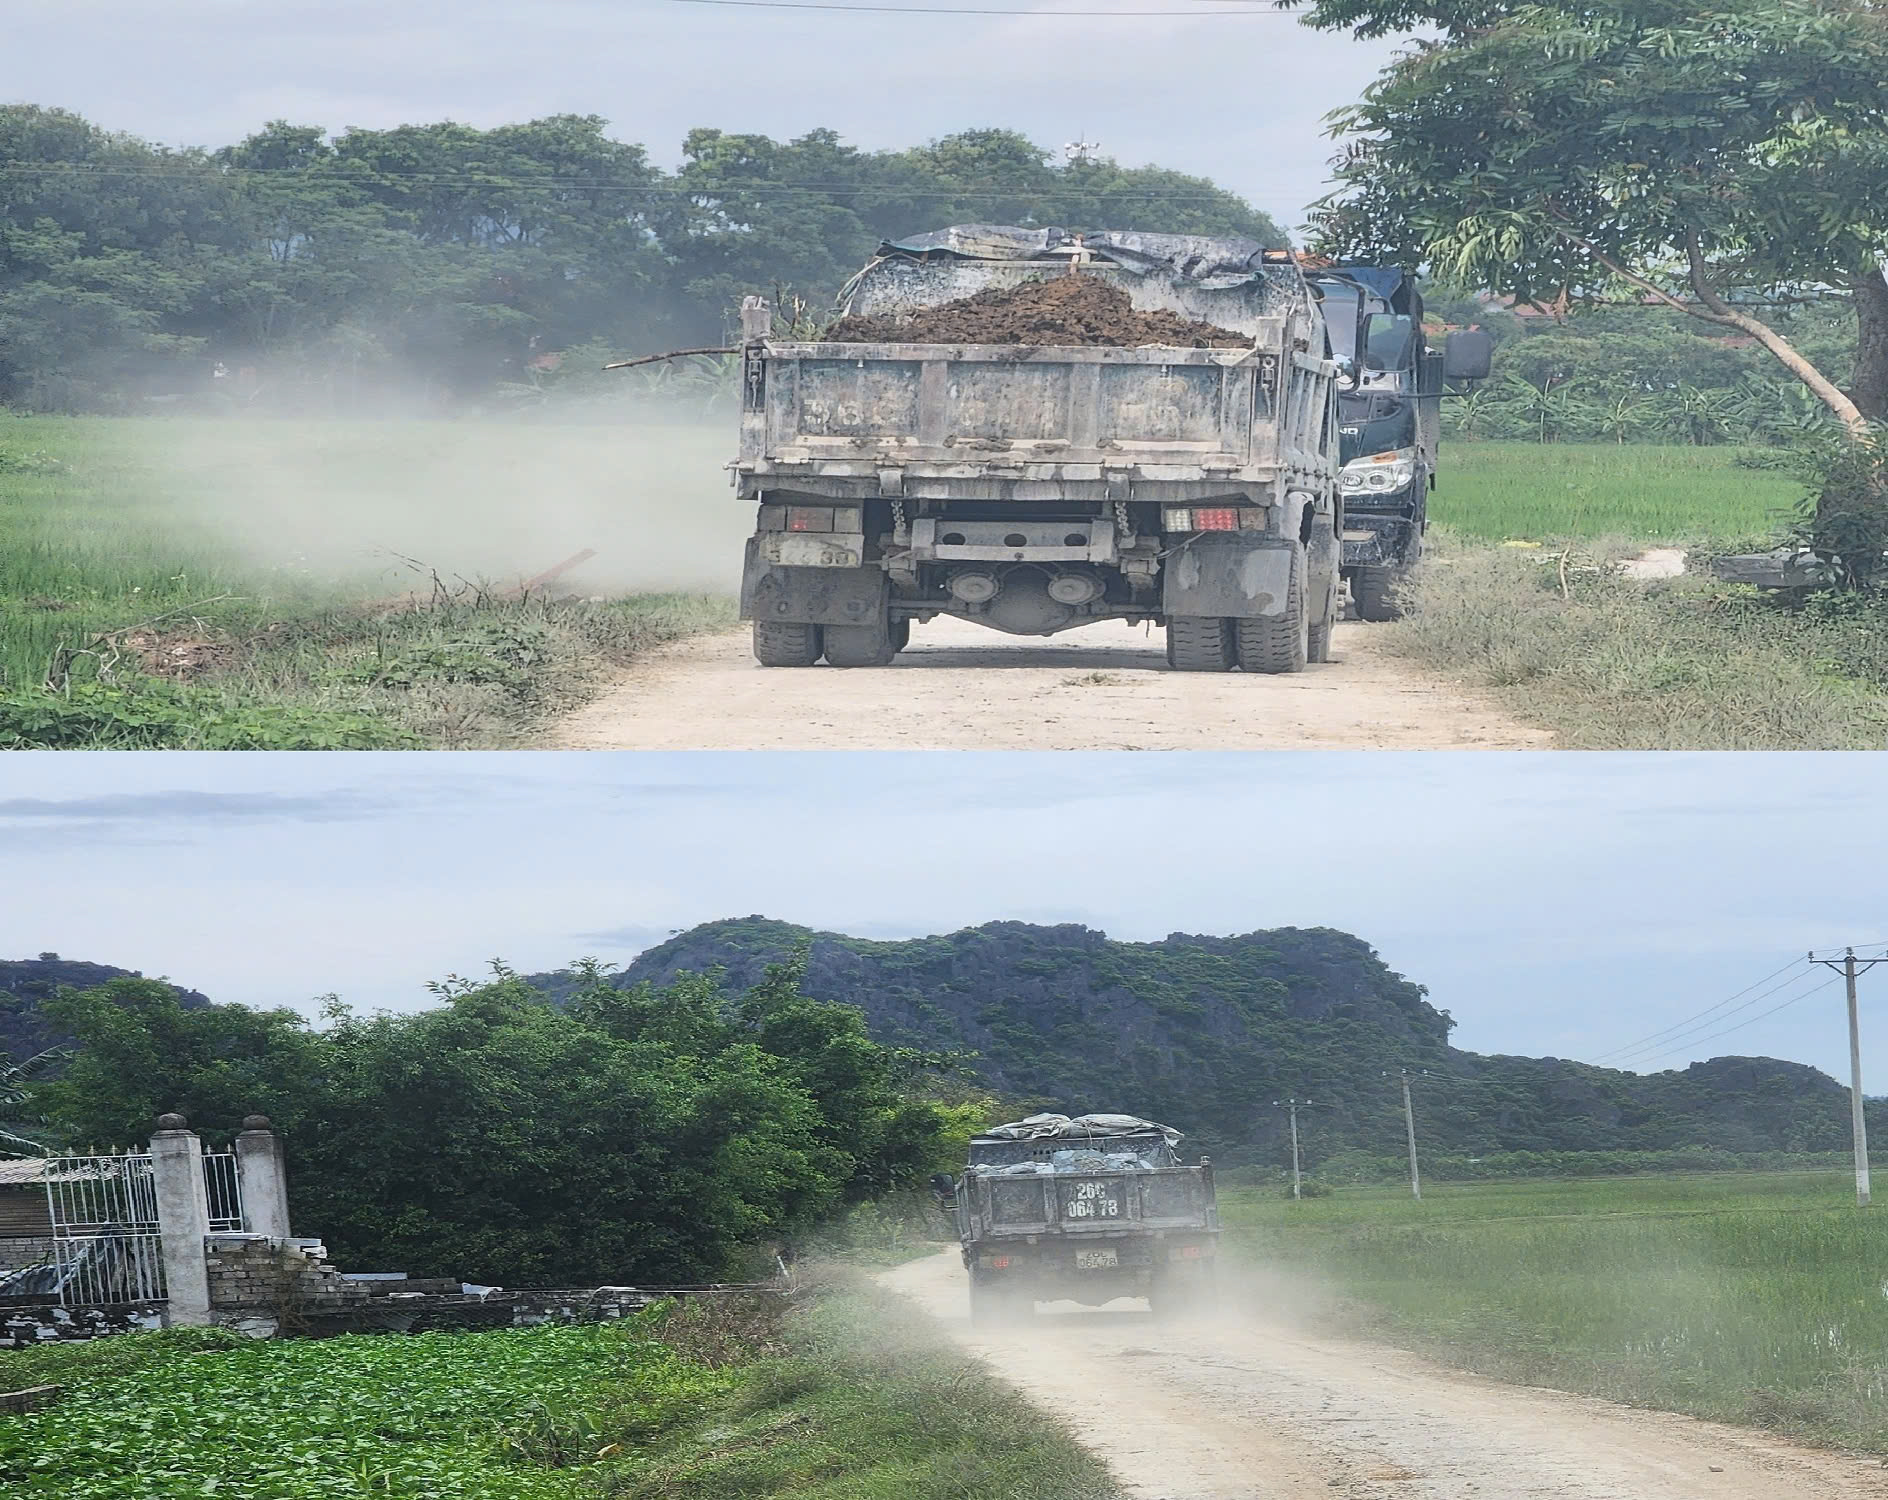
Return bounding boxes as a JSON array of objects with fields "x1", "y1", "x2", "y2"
[
  {"x1": 1304, "y1": 267, "x2": 1492, "y2": 620},
  {"x1": 733, "y1": 226, "x2": 1347, "y2": 673},
  {"x1": 947, "y1": 1112, "x2": 1219, "y2": 1324}
]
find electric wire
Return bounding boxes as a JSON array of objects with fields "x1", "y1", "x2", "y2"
[
  {"x1": 660, "y1": 0, "x2": 1294, "y2": 12},
  {"x1": 1596, "y1": 963, "x2": 1822, "y2": 1068},
  {"x1": 1586, "y1": 955, "x2": 1806, "y2": 1065},
  {"x1": 1625, "y1": 975, "x2": 1841, "y2": 1071}
]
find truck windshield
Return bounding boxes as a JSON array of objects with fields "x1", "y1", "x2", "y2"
[
  {"x1": 1317, "y1": 284, "x2": 1361, "y2": 364},
  {"x1": 1364, "y1": 314, "x2": 1415, "y2": 372}
]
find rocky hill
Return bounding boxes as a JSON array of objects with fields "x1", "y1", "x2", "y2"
[
  {"x1": 0, "y1": 955, "x2": 210, "y2": 1058},
  {"x1": 547, "y1": 917, "x2": 1863, "y2": 1160}
]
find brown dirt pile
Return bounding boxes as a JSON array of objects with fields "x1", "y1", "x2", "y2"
[{"x1": 824, "y1": 272, "x2": 1248, "y2": 348}]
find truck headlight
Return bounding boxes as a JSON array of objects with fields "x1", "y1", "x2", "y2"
[{"x1": 1340, "y1": 449, "x2": 1417, "y2": 494}]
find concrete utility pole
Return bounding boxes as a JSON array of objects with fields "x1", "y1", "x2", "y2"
[
  {"x1": 1273, "y1": 1099, "x2": 1312, "y2": 1200},
  {"x1": 1809, "y1": 948, "x2": 1881, "y2": 1208},
  {"x1": 1387, "y1": 1070, "x2": 1423, "y2": 1201}
]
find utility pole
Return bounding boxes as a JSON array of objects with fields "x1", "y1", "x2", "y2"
[
  {"x1": 1809, "y1": 948, "x2": 1880, "y2": 1208},
  {"x1": 1386, "y1": 1069, "x2": 1424, "y2": 1201},
  {"x1": 1273, "y1": 1099, "x2": 1312, "y2": 1199}
]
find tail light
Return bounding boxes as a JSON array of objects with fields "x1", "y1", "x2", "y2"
[
  {"x1": 1177, "y1": 1244, "x2": 1203, "y2": 1260},
  {"x1": 761, "y1": 504, "x2": 863, "y2": 533},
  {"x1": 1162, "y1": 506, "x2": 1259, "y2": 532},
  {"x1": 787, "y1": 505, "x2": 833, "y2": 532},
  {"x1": 990, "y1": 1255, "x2": 1012, "y2": 1269}
]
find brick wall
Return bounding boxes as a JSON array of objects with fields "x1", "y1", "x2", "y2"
[
  {"x1": 204, "y1": 1235, "x2": 370, "y2": 1336},
  {"x1": 0, "y1": 1237, "x2": 53, "y2": 1273}
]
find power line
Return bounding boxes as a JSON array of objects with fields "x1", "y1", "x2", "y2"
[
  {"x1": 1587, "y1": 955, "x2": 1806, "y2": 1065},
  {"x1": 1627, "y1": 974, "x2": 1840, "y2": 1071},
  {"x1": 1597, "y1": 963, "x2": 1820, "y2": 1068}
]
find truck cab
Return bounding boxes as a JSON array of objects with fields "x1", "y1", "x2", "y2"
[{"x1": 1307, "y1": 267, "x2": 1491, "y2": 620}]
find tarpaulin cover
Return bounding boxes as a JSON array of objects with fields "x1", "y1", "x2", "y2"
[
  {"x1": 875, "y1": 226, "x2": 1277, "y2": 288},
  {"x1": 973, "y1": 1112, "x2": 1183, "y2": 1145}
]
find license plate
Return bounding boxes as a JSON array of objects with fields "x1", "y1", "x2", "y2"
[{"x1": 1075, "y1": 1248, "x2": 1119, "y2": 1270}]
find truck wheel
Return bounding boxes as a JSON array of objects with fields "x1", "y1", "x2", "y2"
[
  {"x1": 1351, "y1": 565, "x2": 1405, "y2": 623},
  {"x1": 968, "y1": 1276, "x2": 1011, "y2": 1329},
  {"x1": 889, "y1": 617, "x2": 911, "y2": 654},
  {"x1": 1165, "y1": 616, "x2": 1234, "y2": 672},
  {"x1": 823, "y1": 621, "x2": 897, "y2": 668},
  {"x1": 752, "y1": 621, "x2": 822, "y2": 667},
  {"x1": 1235, "y1": 546, "x2": 1307, "y2": 674}
]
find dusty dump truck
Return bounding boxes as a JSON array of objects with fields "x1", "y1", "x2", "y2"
[
  {"x1": 948, "y1": 1112, "x2": 1220, "y2": 1324},
  {"x1": 733, "y1": 225, "x2": 1344, "y2": 672}
]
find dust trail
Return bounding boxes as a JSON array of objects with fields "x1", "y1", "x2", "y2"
[
  {"x1": 125, "y1": 413, "x2": 749, "y2": 599},
  {"x1": 881, "y1": 1248, "x2": 1888, "y2": 1500}
]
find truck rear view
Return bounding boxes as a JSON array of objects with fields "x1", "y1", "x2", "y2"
[
  {"x1": 734, "y1": 226, "x2": 1344, "y2": 673},
  {"x1": 951, "y1": 1112, "x2": 1219, "y2": 1325}
]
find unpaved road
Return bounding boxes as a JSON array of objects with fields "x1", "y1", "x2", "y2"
[
  {"x1": 883, "y1": 1250, "x2": 1888, "y2": 1500},
  {"x1": 545, "y1": 617, "x2": 1548, "y2": 750}
]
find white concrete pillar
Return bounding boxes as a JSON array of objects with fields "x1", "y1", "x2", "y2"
[
  {"x1": 149, "y1": 1113, "x2": 212, "y2": 1327},
  {"x1": 234, "y1": 1115, "x2": 291, "y2": 1240}
]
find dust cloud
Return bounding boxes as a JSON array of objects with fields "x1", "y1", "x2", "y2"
[{"x1": 129, "y1": 408, "x2": 751, "y2": 601}]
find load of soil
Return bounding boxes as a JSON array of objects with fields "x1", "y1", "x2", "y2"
[{"x1": 823, "y1": 272, "x2": 1248, "y2": 349}]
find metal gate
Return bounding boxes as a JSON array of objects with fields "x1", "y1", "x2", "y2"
[
  {"x1": 202, "y1": 1150, "x2": 245, "y2": 1233},
  {"x1": 45, "y1": 1153, "x2": 166, "y2": 1305}
]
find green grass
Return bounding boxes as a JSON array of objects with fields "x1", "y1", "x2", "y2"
[
  {"x1": 1437, "y1": 441, "x2": 1802, "y2": 542},
  {"x1": 0, "y1": 412, "x2": 741, "y2": 746},
  {"x1": 0, "y1": 1277, "x2": 1116, "y2": 1500},
  {"x1": 1222, "y1": 1171, "x2": 1888, "y2": 1452},
  {"x1": 1382, "y1": 536, "x2": 1888, "y2": 748}
]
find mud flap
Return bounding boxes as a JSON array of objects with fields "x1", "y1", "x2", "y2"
[
  {"x1": 741, "y1": 540, "x2": 888, "y2": 627},
  {"x1": 1162, "y1": 535, "x2": 1295, "y2": 620}
]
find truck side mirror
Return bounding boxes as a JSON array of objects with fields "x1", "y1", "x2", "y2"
[{"x1": 1443, "y1": 329, "x2": 1493, "y2": 383}]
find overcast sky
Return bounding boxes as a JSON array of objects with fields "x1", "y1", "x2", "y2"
[
  {"x1": 7, "y1": 0, "x2": 1404, "y2": 232},
  {"x1": 3, "y1": 752, "x2": 1883, "y2": 1087}
]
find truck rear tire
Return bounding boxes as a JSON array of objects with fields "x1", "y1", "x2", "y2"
[
  {"x1": 1235, "y1": 547, "x2": 1307, "y2": 674},
  {"x1": 823, "y1": 621, "x2": 897, "y2": 668},
  {"x1": 1165, "y1": 616, "x2": 1235, "y2": 672},
  {"x1": 890, "y1": 617, "x2": 911, "y2": 654},
  {"x1": 1352, "y1": 565, "x2": 1405, "y2": 623},
  {"x1": 752, "y1": 621, "x2": 823, "y2": 667}
]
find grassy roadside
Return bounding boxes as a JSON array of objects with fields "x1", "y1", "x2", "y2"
[
  {"x1": 1377, "y1": 536, "x2": 1888, "y2": 748},
  {"x1": 0, "y1": 1273, "x2": 1118, "y2": 1500},
  {"x1": 1436, "y1": 442, "x2": 1799, "y2": 543},
  {"x1": 0, "y1": 413, "x2": 740, "y2": 748},
  {"x1": 1221, "y1": 1173, "x2": 1888, "y2": 1455}
]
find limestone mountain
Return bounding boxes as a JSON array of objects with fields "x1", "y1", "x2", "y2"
[{"x1": 556, "y1": 917, "x2": 1865, "y2": 1161}]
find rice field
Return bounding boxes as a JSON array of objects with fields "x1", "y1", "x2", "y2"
[
  {"x1": 1436, "y1": 442, "x2": 1802, "y2": 543},
  {"x1": 1220, "y1": 1172, "x2": 1888, "y2": 1450}
]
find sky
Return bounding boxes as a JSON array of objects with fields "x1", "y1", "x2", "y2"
[
  {"x1": 3, "y1": 751, "x2": 1885, "y2": 1088},
  {"x1": 5, "y1": 0, "x2": 1405, "y2": 233}
]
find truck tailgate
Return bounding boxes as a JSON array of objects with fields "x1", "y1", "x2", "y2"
[{"x1": 757, "y1": 342, "x2": 1271, "y2": 468}]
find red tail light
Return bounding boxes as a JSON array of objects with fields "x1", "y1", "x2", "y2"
[
  {"x1": 1193, "y1": 507, "x2": 1239, "y2": 531},
  {"x1": 786, "y1": 506, "x2": 834, "y2": 532}
]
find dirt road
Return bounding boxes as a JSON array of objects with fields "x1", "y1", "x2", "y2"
[
  {"x1": 883, "y1": 1250, "x2": 1887, "y2": 1500},
  {"x1": 545, "y1": 617, "x2": 1548, "y2": 750}
]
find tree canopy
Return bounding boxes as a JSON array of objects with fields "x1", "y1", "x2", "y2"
[
  {"x1": 33, "y1": 952, "x2": 961, "y2": 1284},
  {"x1": 0, "y1": 108, "x2": 1282, "y2": 413},
  {"x1": 1306, "y1": 0, "x2": 1888, "y2": 433}
]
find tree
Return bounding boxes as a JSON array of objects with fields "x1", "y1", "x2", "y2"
[
  {"x1": 1307, "y1": 0, "x2": 1888, "y2": 435},
  {"x1": 32, "y1": 963, "x2": 955, "y2": 1284}
]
